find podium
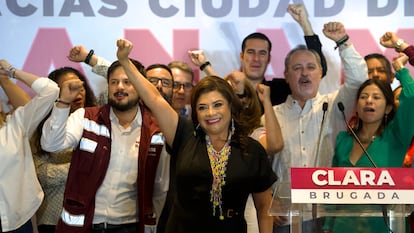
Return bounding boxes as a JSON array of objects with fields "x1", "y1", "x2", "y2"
[{"x1": 269, "y1": 168, "x2": 414, "y2": 233}]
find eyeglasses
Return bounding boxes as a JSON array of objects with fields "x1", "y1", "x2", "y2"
[
  {"x1": 148, "y1": 77, "x2": 173, "y2": 88},
  {"x1": 173, "y1": 82, "x2": 193, "y2": 91}
]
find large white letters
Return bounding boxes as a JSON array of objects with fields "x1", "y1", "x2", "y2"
[{"x1": 312, "y1": 169, "x2": 395, "y2": 186}]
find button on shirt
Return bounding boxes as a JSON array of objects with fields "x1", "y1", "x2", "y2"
[
  {"x1": 272, "y1": 94, "x2": 338, "y2": 181},
  {"x1": 268, "y1": 45, "x2": 367, "y2": 225},
  {"x1": 94, "y1": 108, "x2": 142, "y2": 224},
  {"x1": 41, "y1": 105, "x2": 143, "y2": 225},
  {"x1": 270, "y1": 44, "x2": 367, "y2": 183}
]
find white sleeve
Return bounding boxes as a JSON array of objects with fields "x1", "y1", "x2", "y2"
[
  {"x1": 336, "y1": 44, "x2": 368, "y2": 120},
  {"x1": 91, "y1": 56, "x2": 111, "y2": 78},
  {"x1": 11, "y1": 78, "x2": 59, "y2": 137},
  {"x1": 41, "y1": 106, "x2": 85, "y2": 152}
]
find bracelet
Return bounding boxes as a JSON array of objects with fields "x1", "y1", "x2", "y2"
[
  {"x1": 395, "y1": 39, "x2": 404, "y2": 50},
  {"x1": 200, "y1": 61, "x2": 211, "y2": 71},
  {"x1": 84, "y1": 49, "x2": 94, "y2": 64},
  {"x1": 8, "y1": 66, "x2": 16, "y2": 79},
  {"x1": 334, "y1": 34, "x2": 350, "y2": 50},
  {"x1": 56, "y1": 98, "x2": 71, "y2": 106}
]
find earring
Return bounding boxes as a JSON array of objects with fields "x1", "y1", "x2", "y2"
[
  {"x1": 230, "y1": 118, "x2": 235, "y2": 136},
  {"x1": 194, "y1": 123, "x2": 200, "y2": 136},
  {"x1": 384, "y1": 114, "x2": 388, "y2": 125}
]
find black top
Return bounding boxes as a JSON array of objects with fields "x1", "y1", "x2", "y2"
[
  {"x1": 164, "y1": 118, "x2": 277, "y2": 233},
  {"x1": 157, "y1": 34, "x2": 326, "y2": 233}
]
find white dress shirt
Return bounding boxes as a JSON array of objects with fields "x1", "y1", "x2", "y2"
[
  {"x1": 0, "y1": 78, "x2": 59, "y2": 231},
  {"x1": 267, "y1": 45, "x2": 367, "y2": 223},
  {"x1": 271, "y1": 44, "x2": 367, "y2": 182},
  {"x1": 41, "y1": 104, "x2": 170, "y2": 228}
]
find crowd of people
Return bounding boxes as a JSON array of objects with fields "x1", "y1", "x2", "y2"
[{"x1": 1, "y1": 3, "x2": 414, "y2": 233}]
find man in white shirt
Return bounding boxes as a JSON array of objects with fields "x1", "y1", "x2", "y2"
[
  {"x1": 270, "y1": 22, "x2": 368, "y2": 233},
  {"x1": 41, "y1": 59, "x2": 169, "y2": 233}
]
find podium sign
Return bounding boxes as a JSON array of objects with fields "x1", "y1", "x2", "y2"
[{"x1": 290, "y1": 167, "x2": 414, "y2": 204}]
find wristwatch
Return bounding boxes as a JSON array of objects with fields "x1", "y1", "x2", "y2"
[{"x1": 395, "y1": 39, "x2": 404, "y2": 50}]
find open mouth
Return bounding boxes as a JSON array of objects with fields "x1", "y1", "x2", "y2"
[
  {"x1": 299, "y1": 77, "x2": 311, "y2": 84},
  {"x1": 114, "y1": 92, "x2": 128, "y2": 99},
  {"x1": 363, "y1": 107, "x2": 375, "y2": 112}
]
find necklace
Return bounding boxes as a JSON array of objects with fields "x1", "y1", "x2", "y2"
[
  {"x1": 359, "y1": 135, "x2": 376, "y2": 144},
  {"x1": 205, "y1": 133, "x2": 231, "y2": 220}
]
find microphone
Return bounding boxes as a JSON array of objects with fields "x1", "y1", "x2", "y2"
[
  {"x1": 337, "y1": 102, "x2": 377, "y2": 168},
  {"x1": 312, "y1": 102, "x2": 328, "y2": 232},
  {"x1": 314, "y1": 102, "x2": 328, "y2": 167}
]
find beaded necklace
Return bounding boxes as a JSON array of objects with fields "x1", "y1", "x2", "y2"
[{"x1": 205, "y1": 132, "x2": 232, "y2": 220}]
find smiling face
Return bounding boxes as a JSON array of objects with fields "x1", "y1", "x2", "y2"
[
  {"x1": 357, "y1": 83, "x2": 392, "y2": 125},
  {"x1": 195, "y1": 90, "x2": 231, "y2": 139},
  {"x1": 284, "y1": 49, "x2": 322, "y2": 107},
  {"x1": 107, "y1": 66, "x2": 139, "y2": 112}
]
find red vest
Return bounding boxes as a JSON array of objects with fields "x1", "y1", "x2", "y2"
[{"x1": 56, "y1": 104, "x2": 163, "y2": 233}]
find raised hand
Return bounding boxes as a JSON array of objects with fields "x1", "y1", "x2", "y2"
[
  {"x1": 116, "y1": 39, "x2": 133, "y2": 61},
  {"x1": 288, "y1": 4, "x2": 314, "y2": 35},
  {"x1": 323, "y1": 22, "x2": 346, "y2": 42},
  {"x1": 188, "y1": 50, "x2": 208, "y2": 67},
  {"x1": 58, "y1": 79, "x2": 84, "y2": 104},
  {"x1": 392, "y1": 53, "x2": 409, "y2": 72},
  {"x1": 380, "y1": 32, "x2": 398, "y2": 48},
  {"x1": 225, "y1": 70, "x2": 246, "y2": 95},
  {"x1": 287, "y1": 4, "x2": 309, "y2": 26},
  {"x1": 288, "y1": 4, "x2": 308, "y2": 23},
  {"x1": 67, "y1": 45, "x2": 89, "y2": 63},
  {"x1": 0, "y1": 59, "x2": 13, "y2": 76},
  {"x1": 256, "y1": 84, "x2": 270, "y2": 104}
]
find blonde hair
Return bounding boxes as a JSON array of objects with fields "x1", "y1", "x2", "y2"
[{"x1": 168, "y1": 61, "x2": 194, "y2": 82}]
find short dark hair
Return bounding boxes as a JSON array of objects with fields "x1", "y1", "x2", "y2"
[
  {"x1": 145, "y1": 63, "x2": 173, "y2": 80},
  {"x1": 364, "y1": 53, "x2": 393, "y2": 81},
  {"x1": 190, "y1": 76, "x2": 250, "y2": 154},
  {"x1": 241, "y1": 32, "x2": 272, "y2": 53},
  {"x1": 284, "y1": 45, "x2": 322, "y2": 72},
  {"x1": 353, "y1": 78, "x2": 395, "y2": 135},
  {"x1": 107, "y1": 58, "x2": 145, "y2": 81}
]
